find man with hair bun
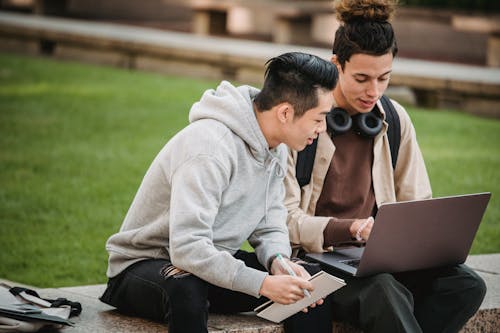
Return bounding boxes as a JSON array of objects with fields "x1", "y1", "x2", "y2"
[{"x1": 284, "y1": 1, "x2": 486, "y2": 332}]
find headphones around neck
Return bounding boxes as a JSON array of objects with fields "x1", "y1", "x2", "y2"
[{"x1": 326, "y1": 105, "x2": 383, "y2": 138}]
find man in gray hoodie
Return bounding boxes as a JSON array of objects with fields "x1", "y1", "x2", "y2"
[{"x1": 100, "y1": 52, "x2": 338, "y2": 333}]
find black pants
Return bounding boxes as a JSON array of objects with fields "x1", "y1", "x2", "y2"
[
  {"x1": 323, "y1": 264, "x2": 486, "y2": 333},
  {"x1": 100, "y1": 251, "x2": 333, "y2": 333}
]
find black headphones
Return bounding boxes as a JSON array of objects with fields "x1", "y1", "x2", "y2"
[{"x1": 326, "y1": 105, "x2": 383, "y2": 138}]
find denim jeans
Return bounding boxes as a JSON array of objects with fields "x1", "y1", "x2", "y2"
[{"x1": 100, "y1": 250, "x2": 333, "y2": 333}]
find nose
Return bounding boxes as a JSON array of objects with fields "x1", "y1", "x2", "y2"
[{"x1": 366, "y1": 80, "x2": 379, "y2": 98}]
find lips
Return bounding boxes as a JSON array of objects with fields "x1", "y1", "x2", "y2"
[{"x1": 359, "y1": 99, "x2": 377, "y2": 110}]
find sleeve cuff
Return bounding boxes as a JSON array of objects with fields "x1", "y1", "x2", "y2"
[{"x1": 323, "y1": 218, "x2": 356, "y2": 247}]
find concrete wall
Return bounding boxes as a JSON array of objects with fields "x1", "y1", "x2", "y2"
[{"x1": 0, "y1": 1, "x2": 494, "y2": 66}]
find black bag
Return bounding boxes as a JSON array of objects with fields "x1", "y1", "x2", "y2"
[{"x1": 0, "y1": 283, "x2": 81, "y2": 332}]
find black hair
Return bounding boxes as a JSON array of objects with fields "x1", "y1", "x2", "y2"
[
  {"x1": 254, "y1": 52, "x2": 338, "y2": 117},
  {"x1": 333, "y1": 0, "x2": 398, "y2": 68}
]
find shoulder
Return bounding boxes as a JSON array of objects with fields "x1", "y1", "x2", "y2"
[
  {"x1": 383, "y1": 97, "x2": 415, "y2": 136},
  {"x1": 180, "y1": 119, "x2": 239, "y2": 154},
  {"x1": 160, "y1": 119, "x2": 239, "y2": 172}
]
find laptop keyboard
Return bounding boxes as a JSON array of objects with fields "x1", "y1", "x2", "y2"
[{"x1": 340, "y1": 259, "x2": 360, "y2": 268}]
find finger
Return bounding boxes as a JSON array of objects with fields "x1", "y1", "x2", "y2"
[
  {"x1": 297, "y1": 279, "x2": 314, "y2": 292},
  {"x1": 289, "y1": 262, "x2": 309, "y2": 278},
  {"x1": 301, "y1": 307, "x2": 309, "y2": 313},
  {"x1": 289, "y1": 290, "x2": 304, "y2": 302},
  {"x1": 294, "y1": 266, "x2": 307, "y2": 278},
  {"x1": 292, "y1": 289, "x2": 306, "y2": 300},
  {"x1": 315, "y1": 298, "x2": 324, "y2": 306}
]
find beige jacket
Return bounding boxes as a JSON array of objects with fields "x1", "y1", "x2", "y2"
[{"x1": 284, "y1": 99, "x2": 432, "y2": 253}]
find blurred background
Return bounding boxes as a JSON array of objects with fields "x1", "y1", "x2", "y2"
[
  {"x1": 0, "y1": 0, "x2": 499, "y2": 287},
  {"x1": 1, "y1": 0, "x2": 499, "y2": 65}
]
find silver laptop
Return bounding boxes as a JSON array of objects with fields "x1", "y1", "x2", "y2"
[{"x1": 305, "y1": 192, "x2": 491, "y2": 277}]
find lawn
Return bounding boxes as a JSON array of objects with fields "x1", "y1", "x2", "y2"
[{"x1": 1, "y1": 53, "x2": 499, "y2": 287}]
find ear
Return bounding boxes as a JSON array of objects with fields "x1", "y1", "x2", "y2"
[
  {"x1": 276, "y1": 102, "x2": 294, "y2": 124},
  {"x1": 331, "y1": 55, "x2": 342, "y2": 73}
]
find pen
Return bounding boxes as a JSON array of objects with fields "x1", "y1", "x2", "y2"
[{"x1": 276, "y1": 254, "x2": 311, "y2": 298}]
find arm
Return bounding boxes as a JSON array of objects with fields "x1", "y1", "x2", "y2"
[
  {"x1": 248, "y1": 178, "x2": 292, "y2": 270},
  {"x1": 283, "y1": 149, "x2": 331, "y2": 253},
  {"x1": 168, "y1": 155, "x2": 267, "y2": 297},
  {"x1": 392, "y1": 101, "x2": 432, "y2": 201}
]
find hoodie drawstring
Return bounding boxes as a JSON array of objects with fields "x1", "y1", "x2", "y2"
[{"x1": 264, "y1": 156, "x2": 285, "y2": 223}]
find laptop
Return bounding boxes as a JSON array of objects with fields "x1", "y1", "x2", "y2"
[{"x1": 305, "y1": 192, "x2": 491, "y2": 277}]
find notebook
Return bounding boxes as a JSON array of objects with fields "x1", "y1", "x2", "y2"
[
  {"x1": 306, "y1": 192, "x2": 491, "y2": 277},
  {"x1": 254, "y1": 271, "x2": 345, "y2": 323}
]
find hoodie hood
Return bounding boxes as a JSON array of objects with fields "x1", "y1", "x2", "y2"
[{"x1": 189, "y1": 81, "x2": 270, "y2": 163}]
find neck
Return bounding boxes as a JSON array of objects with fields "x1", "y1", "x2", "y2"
[
  {"x1": 254, "y1": 103, "x2": 280, "y2": 149},
  {"x1": 334, "y1": 87, "x2": 357, "y2": 116}
]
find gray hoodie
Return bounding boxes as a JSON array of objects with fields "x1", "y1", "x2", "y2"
[{"x1": 105, "y1": 81, "x2": 291, "y2": 297}]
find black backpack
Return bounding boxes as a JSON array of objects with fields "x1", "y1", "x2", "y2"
[{"x1": 296, "y1": 95, "x2": 400, "y2": 187}]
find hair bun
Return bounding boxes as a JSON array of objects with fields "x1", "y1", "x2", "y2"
[{"x1": 335, "y1": 0, "x2": 396, "y2": 23}]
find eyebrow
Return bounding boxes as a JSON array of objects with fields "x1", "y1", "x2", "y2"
[{"x1": 354, "y1": 70, "x2": 392, "y2": 78}]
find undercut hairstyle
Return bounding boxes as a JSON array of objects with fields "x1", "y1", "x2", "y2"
[
  {"x1": 253, "y1": 52, "x2": 338, "y2": 118},
  {"x1": 333, "y1": 0, "x2": 398, "y2": 68}
]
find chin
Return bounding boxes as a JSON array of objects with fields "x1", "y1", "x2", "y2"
[{"x1": 297, "y1": 143, "x2": 309, "y2": 151}]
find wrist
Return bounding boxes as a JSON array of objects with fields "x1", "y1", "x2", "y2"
[
  {"x1": 355, "y1": 217, "x2": 373, "y2": 241},
  {"x1": 268, "y1": 253, "x2": 288, "y2": 272}
]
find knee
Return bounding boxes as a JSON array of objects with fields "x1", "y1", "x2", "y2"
[
  {"x1": 166, "y1": 274, "x2": 209, "y2": 315},
  {"x1": 459, "y1": 266, "x2": 487, "y2": 307},
  {"x1": 363, "y1": 273, "x2": 414, "y2": 307}
]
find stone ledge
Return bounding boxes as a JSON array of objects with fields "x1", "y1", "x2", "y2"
[{"x1": 1, "y1": 254, "x2": 498, "y2": 332}]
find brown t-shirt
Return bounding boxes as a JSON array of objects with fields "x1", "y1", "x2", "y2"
[{"x1": 315, "y1": 129, "x2": 377, "y2": 246}]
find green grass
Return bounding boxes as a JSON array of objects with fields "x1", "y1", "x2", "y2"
[
  {"x1": 408, "y1": 108, "x2": 500, "y2": 254},
  {"x1": 1, "y1": 53, "x2": 499, "y2": 287},
  {"x1": 0, "y1": 53, "x2": 217, "y2": 286}
]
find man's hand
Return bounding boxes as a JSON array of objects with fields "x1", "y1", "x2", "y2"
[
  {"x1": 262, "y1": 257, "x2": 323, "y2": 312},
  {"x1": 270, "y1": 256, "x2": 309, "y2": 278},
  {"x1": 350, "y1": 217, "x2": 374, "y2": 241},
  {"x1": 259, "y1": 274, "x2": 313, "y2": 305}
]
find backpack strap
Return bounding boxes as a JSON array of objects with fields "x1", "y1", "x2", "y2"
[
  {"x1": 295, "y1": 136, "x2": 318, "y2": 187},
  {"x1": 380, "y1": 95, "x2": 401, "y2": 170},
  {"x1": 295, "y1": 95, "x2": 401, "y2": 187}
]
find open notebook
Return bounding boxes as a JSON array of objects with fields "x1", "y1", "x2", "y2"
[{"x1": 254, "y1": 271, "x2": 345, "y2": 323}]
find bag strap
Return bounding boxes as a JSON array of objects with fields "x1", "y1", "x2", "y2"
[
  {"x1": 380, "y1": 95, "x2": 401, "y2": 170},
  {"x1": 9, "y1": 287, "x2": 82, "y2": 317},
  {"x1": 295, "y1": 135, "x2": 318, "y2": 187},
  {"x1": 295, "y1": 95, "x2": 401, "y2": 187}
]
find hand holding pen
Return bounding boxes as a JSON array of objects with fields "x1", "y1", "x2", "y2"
[
  {"x1": 260, "y1": 255, "x2": 323, "y2": 310},
  {"x1": 275, "y1": 254, "x2": 311, "y2": 298}
]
